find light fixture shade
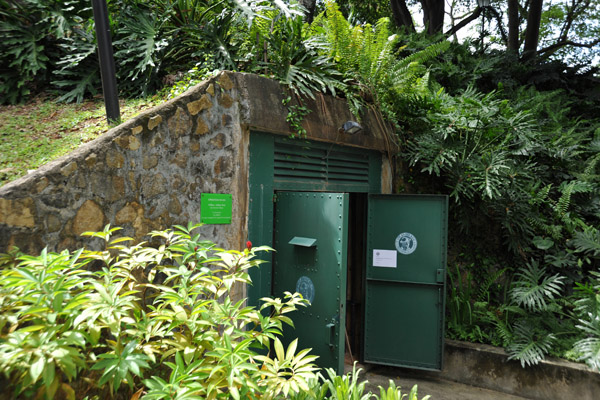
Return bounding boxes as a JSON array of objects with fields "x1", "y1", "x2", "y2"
[{"x1": 342, "y1": 121, "x2": 362, "y2": 135}]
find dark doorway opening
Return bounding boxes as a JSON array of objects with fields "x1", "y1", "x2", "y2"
[{"x1": 345, "y1": 192, "x2": 368, "y2": 364}]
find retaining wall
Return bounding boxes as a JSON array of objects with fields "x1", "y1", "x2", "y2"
[{"x1": 440, "y1": 339, "x2": 600, "y2": 399}]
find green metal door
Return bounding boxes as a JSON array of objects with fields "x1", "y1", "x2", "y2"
[
  {"x1": 364, "y1": 194, "x2": 448, "y2": 370},
  {"x1": 273, "y1": 192, "x2": 349, "y2": 375}
]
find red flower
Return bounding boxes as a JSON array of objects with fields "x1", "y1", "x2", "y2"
[{"x1": 246, "y1": 241, "x2": 252, "y2": 250}]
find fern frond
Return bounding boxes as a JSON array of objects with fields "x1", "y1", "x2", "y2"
[
  {"x1": 395, "y1": 40, "x2": 450, "y2": 70},
  {"x1": 529, "y1": 184, "x2": 552, "y2": 205},
  {"x1": 574, "y1": 271, "x2": 600, "y2": 314},
  {"x1": 477, "y1": 268, "x2": 507, "y2": 302},
  {"x1": 582, "y1": 151, "x2": 600, "y2": 177},
  {"x1": 493, "y1": 317, "x2": 513, "y2": 347},
  {"x1": 555, "y1": 181, "x2": 574, "y2": 217}
]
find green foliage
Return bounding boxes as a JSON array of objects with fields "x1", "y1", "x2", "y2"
[
  {"x1": 113, "y1": 6, "x2": 169, "y2": 97},
  {"x1": 446, "y1": 262, "x2": 511, "y2": 346},
  {"x1": 0, "y1": 223, "x2": 319, "y2": 398},
  {"x1": 51, "y1": 24, "x2": 99, "y2": 103},
  {"x1": 286, "y1": 362, "x2": 431, "y2": 400},
  {"x1": 0, "y1": 0, "x2": 307, "y2": 103},
  {"x1": 377, "y1": 380, "x2": 430, "y2": 400},
  {"x1": 253, "y1": 12, "x2": 343, "y2": 100},
  {"x1": 319, "y1": 363, "x2": 370, "y2": 400},
  {"x1": 0, "y1": 0, "x2": 89, "y2": 103},
  {"x1": 404, "y1": 87, "x2": 536, "y2": 205},
  {"x1": 506, "y1": 319, "x2": 557, "y2": 368},
  {"x1": 510, "y1": 261, "x2": 565, "y2": 312},
  {"x1": 572, "y1": 271, "x2": 600, "y2": 370},
  {"x1": 282, "y1": 95, "x2": 311, "y2": 138},
  {"x1": 312, "y1": 0, "x2": 449, "y2": 121}
]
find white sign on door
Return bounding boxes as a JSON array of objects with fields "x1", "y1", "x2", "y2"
[{"x1": 373, "y1": 249, "x2": 397, "y2": 268}]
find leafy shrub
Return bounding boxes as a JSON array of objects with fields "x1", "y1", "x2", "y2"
[
  {"x1": 286, "y1": 362, "x2": 430, "y2": 400},
  {"x1": 1, "y1": 0, "x2": 305, "y2": 103},
  {"x1": 0, "y1": 0, "x2": 90, "y2": 103},
  {"x1": 0, "y1": 223, "x2": 318, "y2": 399}
]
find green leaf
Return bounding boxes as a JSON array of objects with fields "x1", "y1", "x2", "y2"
[
  {"x1": 274, "y1": 337, "x2": 285, "y2": 361},
  {"x1": 30, "y1": 356, "x2": 45, "y2": 382},
  {"x1": 42, "y1": 363, "x2": 55, "y2": 387},
  {"x1": 533, "y1": 236, "x2": 554, "y2": 250}
]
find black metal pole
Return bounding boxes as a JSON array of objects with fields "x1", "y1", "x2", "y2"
[{"x1": 91, "y1": 0, "x2": 120, "y2": 124}]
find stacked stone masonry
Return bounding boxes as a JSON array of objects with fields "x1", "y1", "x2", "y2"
[{"x1": 0, "y1": 73, "x2": 247, "y2": 254}]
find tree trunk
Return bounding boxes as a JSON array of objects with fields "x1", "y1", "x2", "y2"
[
  {"x1": 420, "y1": 0, "x2": 445, "y2": 35},
  {"x1": 298, "y1": 0, "x2": 317, "y2": 23},
  {"x1": 523, "y1": 0, "x2": 543, "y2": 60},
  {"x1": 507, "y1": 0, "x2": 520, "y2": 53},
  {"x1": 390, "y1": 0, "x2": 416, "y2": 32}
]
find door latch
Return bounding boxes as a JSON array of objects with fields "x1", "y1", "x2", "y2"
[{"x1": 326, "y1": 322, "x2": 335, "y2": 349}]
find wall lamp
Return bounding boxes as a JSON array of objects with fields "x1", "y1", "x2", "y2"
[{"x1": 341, "y1": 121, "x2": 362, "y2": 135}]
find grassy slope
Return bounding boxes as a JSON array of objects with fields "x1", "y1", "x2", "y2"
[{"x1": 0, "y1": 95, "x2": 161, "y2": 187}]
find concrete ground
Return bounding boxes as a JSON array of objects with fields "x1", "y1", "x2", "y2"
[{"x1": 344, "y1": 362, "x2": 530, "y2": 400}]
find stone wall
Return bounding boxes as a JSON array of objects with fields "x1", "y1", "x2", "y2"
[
  {"x1": 0, "y1": 72, "x2": 248, "y2": 255},
  {"x1": 0, "y1": 72, "x2": 395, "y2": 255}
]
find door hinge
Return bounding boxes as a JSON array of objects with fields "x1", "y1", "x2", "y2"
[{"x1": 273, "y1": 193, "x2": 278, "y2": 203}]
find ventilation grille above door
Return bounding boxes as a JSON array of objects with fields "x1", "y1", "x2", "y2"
[{"x1": 274, "y1": 140, "x2": 370, "y2": 190}]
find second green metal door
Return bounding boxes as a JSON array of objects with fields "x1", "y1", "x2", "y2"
[
  {"x1": 272, "y1": 192, "x2": 349, "y2": 375},
  {"x1": 364, "y1": 194, "x2": 448, "y2": 370}
]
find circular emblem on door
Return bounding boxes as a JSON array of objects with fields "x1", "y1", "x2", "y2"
[
  {"x1": 296, "y1": 276, "x2": 315, "y2": 304},
  {"x1": 395, "y1": 232, "x2": 417, "y2": 255}
]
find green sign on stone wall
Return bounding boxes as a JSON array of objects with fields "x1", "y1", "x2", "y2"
[{"x1": 200, "y1": 193, "x2": 232, "y2": 224}]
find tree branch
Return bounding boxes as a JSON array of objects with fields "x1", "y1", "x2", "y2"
[
  {"x1": 539, "y1": 37, "x2": 600, "y2": 58},
  {"x1": 445, "y1": 7, "x2": 481, "y2": 37},
  {"x1": 488, "y1": 7, "x2": 508, "y2": 45}
]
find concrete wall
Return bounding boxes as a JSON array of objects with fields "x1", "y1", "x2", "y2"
[
  {"x1": 0, "y1": 72, "x2": 395, "y2": 255},
  {"x1": 433, "y1": 340, "x2": 600, "y2": 400}
]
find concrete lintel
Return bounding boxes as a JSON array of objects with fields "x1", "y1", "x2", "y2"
[{"x1": 232, "y1": 72, "x2": 398, "y2": 154}]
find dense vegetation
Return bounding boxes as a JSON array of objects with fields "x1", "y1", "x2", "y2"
[
  {"x1": 0, "y1": 225, "x2": 430, "y2": 399},
  {"x1": 1, "y1": 0, "x2": 600, "y2": 384}
]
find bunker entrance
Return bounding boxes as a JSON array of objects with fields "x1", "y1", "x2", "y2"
[
  {"x1": 271, "y1": 191, "x2": 447, "y2": 375},
  {"x1": 249, "y1": 133, "x2": 447, "y2": 375}
]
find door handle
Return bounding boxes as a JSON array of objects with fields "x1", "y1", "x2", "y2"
[
  {"x1": 289, "y1": 236, "x2": 317, "y2": 247},
  {"x1": 326, "y1": 322, "x2": 335, "y2": 349}
]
